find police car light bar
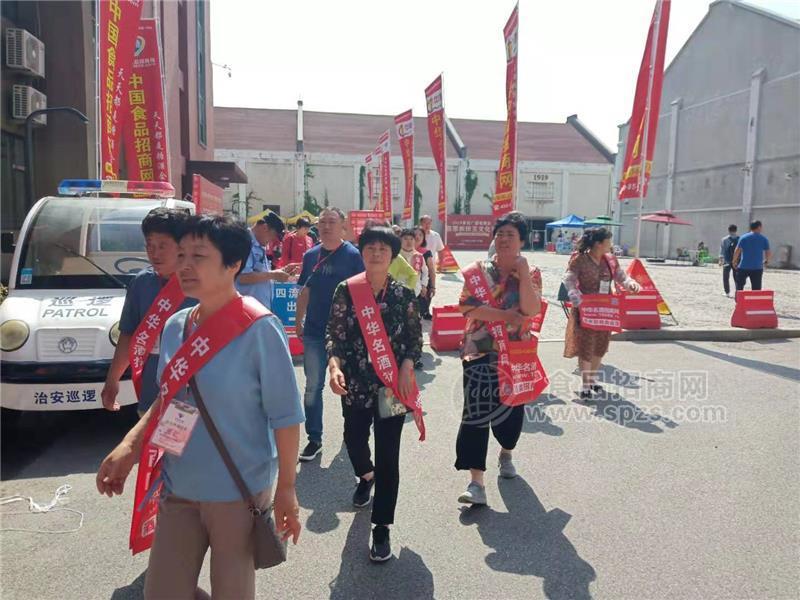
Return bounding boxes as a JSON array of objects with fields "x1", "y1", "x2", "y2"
[{"x1": 57, "y1": 179, "x2": 175, "y2": 198}]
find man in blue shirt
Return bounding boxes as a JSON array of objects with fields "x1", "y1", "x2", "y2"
[
  {"x1": 103, "y1": 208, "x2": 197, "y2": 415},
  {"x1": 733, "y1": 220, "x2": 771, "y2": 291},
  {"x1": 236, "y1": 215, "x2": 291, "y2": 308},
  {"x1": 295, "y1": 207, "x2": 364, "y2": 461},
  {"x1": 718, "y1": 224, "x2": 739, "y2": 297}
]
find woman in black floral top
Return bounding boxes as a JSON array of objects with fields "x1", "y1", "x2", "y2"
[{"x1": 326, "y1": 226, "x2": 422, "y2": 563}]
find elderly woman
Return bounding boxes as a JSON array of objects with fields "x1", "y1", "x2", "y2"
[
  {"x1": 563, "y1": 227, "x2": 640, "y2": 401},
  {"x1": 455, "y1": 212, "x2": 542, "y2": 506},
  {"x1": 96, "y1": 215, "x2": 304, "y2": 599},
  {"x1": 327, "y1": 226, "x2": 423, "y2": 563}
]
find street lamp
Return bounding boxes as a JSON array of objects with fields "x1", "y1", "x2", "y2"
[{"x1": 24, "y1": 106, "x2": 89, "y2": 207}]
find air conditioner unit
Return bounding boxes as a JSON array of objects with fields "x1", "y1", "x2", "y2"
[
  {"x1": 5, "y1": 28, "x2": 45, "y2": 78},
  {"x1": 12, "y1": 85, "x2": 47, "y2": 125}
]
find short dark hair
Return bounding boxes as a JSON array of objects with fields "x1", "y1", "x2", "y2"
[
  {"x1": 141, "y1": 207, "x2": 188, "y2": 242},
  {"x1": 358, "y1": 226, "x2": 401, "y2": 258},
  {"x1": 492, "y1": 211, "x2": 528, "y2": 241},
  {"x1": 179, "y1": 215, "x2": 251, "y2": 276},
  {"x1": 256, "y1": 213, "x2": 285, "y2": 236},
  {"x1": 750, "y1": 220, "x2": 762, "y2": 230},
  {"x1": 296, "y1": 217, "x2": 312, "y2": 229},
  {"x1": 577, "y1": 227, "x2": 613, "y2": 253},
  {"x1": 400, "y1": 228, "x2": 416, "y2": 239},
  {"x1": 728, "y1": 224, "x2": 738, "y2": 233}
]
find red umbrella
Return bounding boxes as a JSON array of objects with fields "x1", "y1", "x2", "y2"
[
  {"x1": 638, "y1": 211, "x2": 692, "y2": 259},
  {"x1": 640, "y1": 210, "x2": 693, "y2": 226}
]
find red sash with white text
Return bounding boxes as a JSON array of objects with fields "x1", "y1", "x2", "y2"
[
  {"x1": 347, "y1": 273, "x2": 426, "y2": 440},
  {"x1": 129, "y1": 296, "x2": 269, "y2": 554},
  {"x1": 128, "y1": 275, "x2": 185, "y2": 398},
  {"x1": 462, "y1": 261, "x2": 548, "y2": 406}
]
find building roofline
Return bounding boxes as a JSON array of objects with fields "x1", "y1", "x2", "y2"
[{"x1": 566, "y1": 114, "x2": 615, "y2": 163}]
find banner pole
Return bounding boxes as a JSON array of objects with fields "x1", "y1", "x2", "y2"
[{"x1": 635, "y1": 0, "x2": 661, "y2": 259}]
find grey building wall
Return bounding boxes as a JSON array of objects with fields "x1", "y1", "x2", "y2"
[{"x1": 614, "y1": 1, "x2": 800, "y2": 267}]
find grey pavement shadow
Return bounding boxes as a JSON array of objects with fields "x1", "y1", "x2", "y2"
[
  {"x1": 582, "y1": 392, "x2": 677, "y2": 433},
  {"x1": 296, "y1": 442, "x2": 352, "y2": 534},
  {"x1": 110, "y1": 571, "x2": 146, "y2": 600},
  {"x1": 521, "y1": 394, "x2": 565, "y2": 436},
  {"x1": 415, "y1": 351, "x2": 443, "y2": 390},
  {"x1": 674, "y1": 341, "x2": 800, "y2": 383},
  {"x1": 2, "y1": 407, "x2": 138, "y2": 481},
  {"x1": 438, "y1": 272, "x2": 464, "y2": 283},
  {"x1": 775, "y1": 313, "x2": 800, "y2": 321},
  {"x1": 328, "y1": 510, "x2": 434, "y2": 600},
  {"x1": 570, "y1": 364, "x2": 652, "y2": 389},
  {"x1": 459, "y1": 476, "x2": 595, "y2": 600}
]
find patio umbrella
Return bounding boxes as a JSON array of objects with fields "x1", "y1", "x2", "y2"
[
  {"x1": 584, "y1": 214, "x2": 623, "y2": 227},
  {"x1": 639, "y1": 211, "x2": 693, "y2": 258}
]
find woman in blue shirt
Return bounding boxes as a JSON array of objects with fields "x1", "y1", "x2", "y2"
[{"x1": 97, "y1": 215, "x2": 304, "y2": 599}]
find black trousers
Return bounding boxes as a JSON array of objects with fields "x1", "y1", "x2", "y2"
[
  {"x1": 455, "y1": 355, "x2": 525, "y2": 472},
  {"x1": 722, "y1": 265, "x2": 733, "y2": 294},
  {"x1": 735, "y1": 268, "x2": 763, "y2": 291},
  {"x1": 418, "y1": 291, "x2": 432, "y2": 317},
  {"x1": 342, "y1": 402, "x2": 405, "y2": 526}
]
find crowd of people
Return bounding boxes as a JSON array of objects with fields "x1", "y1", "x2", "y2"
[{"x1": 96, "y1": 204, "x2": 647, "y2": 597}]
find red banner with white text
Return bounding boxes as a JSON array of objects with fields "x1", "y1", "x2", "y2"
[
  {"x1": 99, "y1": 0, "x2": 144, "y2": 180},
  {"x1": 123, "y1": 18, "x2": 170, "y2": 182},
  {"x1": 377, "y1": 130, "x2": 392, "y2": 221},
  {"x1": 425, "y1": 76, "x2": 446, "y2": 222},
  {"x1": 618, "y1": 0, "x2": 670, "y2": 200},
  {"x1": 364, "y1": 153, "x2": 374, "y2": 209},
  {"x1": 395, "y1": 110, "x2": 414, "y2": 222},
  {"x1": 494, "y1": 4, "x2": 519, "y2": 217}
]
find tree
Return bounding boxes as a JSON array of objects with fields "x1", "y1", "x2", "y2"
[
  {"x1": 464, "y1": 169, "x2": 478, "y2": 215},
  {"x1": 303, "y1": 164, "x2": 322, "y2": 216},
  {"x1": 358, "y1": 165, "x2": 366, "y2": 210},
  {"x1": 229, "y1": 190, "x2": 261, "y2": 220},
  {"x1": 413, "y1": 174, "x2": 423, "y2": 224}
]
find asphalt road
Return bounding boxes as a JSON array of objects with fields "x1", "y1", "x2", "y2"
[{"x1": 1, "y1": 339, "x2": 799, "y2": 600}]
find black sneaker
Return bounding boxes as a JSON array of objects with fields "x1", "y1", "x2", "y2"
[
  {"x1": 298, "y1": 441, "x2": 322, "y2": 462},
  {"x1": 352, "y1": 477, "x2": 375, "y2": 507},
  {"x1": 590, "y1": 384, "x2": 604, "y2": 395},
  {"x1": 370, "y1": 525, "x2": 392, "y2": 562},
  {"x1": 575, "y1": 390, "x2": 593, "y2": 404},
  {"x1": 414, "y1": 360, "x2": 424, "y2": 370}
]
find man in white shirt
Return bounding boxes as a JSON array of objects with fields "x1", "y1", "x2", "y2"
[{"x1": 419, "y1": 215, "x2": 445, "y2": 263}]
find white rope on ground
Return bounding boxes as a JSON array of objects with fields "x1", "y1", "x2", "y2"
[{"x1": 0, "y1": 484, "x2": 84, "y2": 534}]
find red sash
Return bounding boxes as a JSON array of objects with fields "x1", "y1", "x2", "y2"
[
  {"x1": 347, "y1": 273, "x2": 426, "y2": 441},
  {"x1": 569, "y1": 251, "x2": 620, "y2": 294},
  {"x1": 129, "y1": 295, "x2": 269, "y2": 554},
  {"x1": 462, "y1": 261, "x2": 548, "y2": 406},
  {"x1": 128, "y1": 275, "x2": 185, "y2": 398}
]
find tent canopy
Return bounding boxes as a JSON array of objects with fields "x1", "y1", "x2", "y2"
[
  {"x1": 545, "y1": 214, "x2": 585, "y2": 229},
  {"x1": 585, "y1": 214, "x2": 623, "y2": 227}
]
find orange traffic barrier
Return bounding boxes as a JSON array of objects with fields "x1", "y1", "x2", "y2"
[
  {"x1": 731, "y1": 290, "x2": 778, "y2": 329},
  {"x1": 621, "y1": 292, "x2": 661, "y2": 330},
  {"x1": 430, "y1": 305, "x2": 467, "y2": 352}
]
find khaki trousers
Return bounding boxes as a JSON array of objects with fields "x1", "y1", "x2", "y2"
[{"x1": 144, "y1": 489, "x2": 270, "y2": 600}]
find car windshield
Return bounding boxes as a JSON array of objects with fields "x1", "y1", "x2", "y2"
[{"x1": 16, "y1": 196, "x2": 164, "y2": 289}]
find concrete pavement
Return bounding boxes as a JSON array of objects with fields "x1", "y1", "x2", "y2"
[{"x1": 1, "y1": 338, "x2": 799, "y2": 599}]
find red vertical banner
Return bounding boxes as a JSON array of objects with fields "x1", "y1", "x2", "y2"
[
  {"x1": 494, "y1": 4, "x2": 519, "y2": 217},
  {"x1": 425, "y1": 75, "x2": 446, "y2": 223},
  {"x1": 123, "y1": 18, "x2": 170, "y2": 182},
  {"x1": 618, "y1": 0, "x2": 670, "y2": 200},
  {"x1": 377, "y1": 130, "x2": 392, "y2": 221},
  {"x1": 395, "y1": 110, "x2": 414, "y2": 222},
  {"x1": 364, "y1": 152, "x2": 374, "y2": 209},
  {"x1": 99, "y1": 0, "x2": 144, "y2": 180},
  {"x1": 192, "y1": 174, "x2": 224, "y2": 215}
]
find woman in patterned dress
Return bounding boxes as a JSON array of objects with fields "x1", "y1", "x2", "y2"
[{"x1": 563, "y1": 228, "x2": 640, "y2": 401}]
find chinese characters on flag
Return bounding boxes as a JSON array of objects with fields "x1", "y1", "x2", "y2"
[
  {"x1": 124, "y1": 18, "x2": 170, "y2": 182},
  {"x1": 425, "y1": 75, "x2": 446, "y2": 222},
  {"x1": 377, "y1": 130, "x2": 392, "y2": 221},
  {"x1": 618, "y1": 0, "x2": 670, "y2": 200},
  {"x1": 493, "y1": 4, "x2": 518, "y2": 217},
  {"x1": 99, "y1": 0, "x2": 144, "y2": 180},
  {"x1": 395, "y1": 110, "x2": 414, "y2": 222}
]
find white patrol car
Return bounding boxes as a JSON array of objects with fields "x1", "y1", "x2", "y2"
[{"x1": 0, "y1": 179, "x2": 195, "y2": 413}]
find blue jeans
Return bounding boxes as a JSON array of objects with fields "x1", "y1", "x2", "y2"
[{"x1": 302, "y1": 336, "x2": 327, "y2": 444}]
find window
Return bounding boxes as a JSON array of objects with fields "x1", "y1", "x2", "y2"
[
  {"x1": 526, "y1": 180, "x2": 555, "y2": 202},
  {"x1": 1, "y1": 131, "x2": 27, "y2": 230},
  {"x1": 392, "y1": 177, "x2": 400, "y2": 199},
  {"x1": 195, "y1": 1, "x2": 207, "y2": 147}
]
